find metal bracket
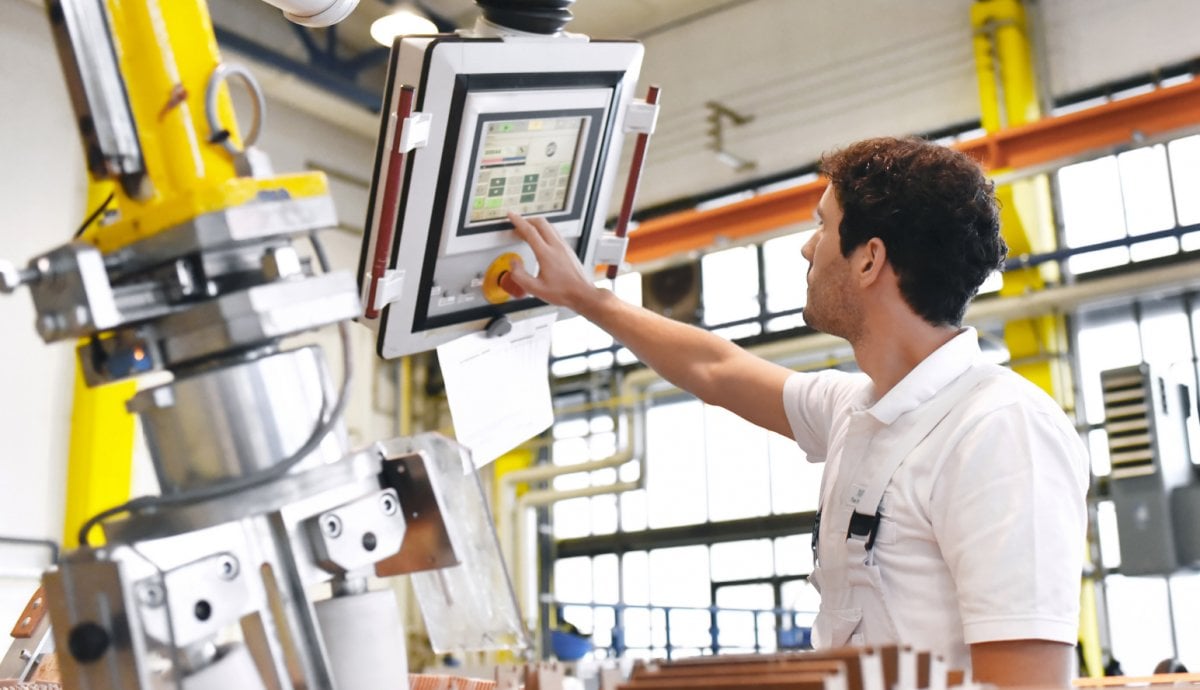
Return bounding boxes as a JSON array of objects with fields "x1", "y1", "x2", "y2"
[
  {"x1": 374, "y1": 451, "x2": 459, "y2": 576},
  {"x1": 398, "y1": 112, "x2": 433, "y2": 152},
  {"x1": 623, "y1": 99, "x2": 660, "y2": 135},
  {"x1": 370, "y1": 269, "x2": 406, "y2": 313},
  {"x1": 593, "y1": 234, "x2": 629, "y2": 268},
  {"x1": 0, "y1": 588, "x2": 54, "y2": 682},
  {"x1": 306, "y1": 489, "x2": 405, "y2": 576}
]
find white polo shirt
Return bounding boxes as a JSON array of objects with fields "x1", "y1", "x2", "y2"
[{"x1": 782, "y1": 328, "x2": 1088, "y2": 669}]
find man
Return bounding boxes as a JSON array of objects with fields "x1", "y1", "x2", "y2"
[{"x1": 500, "y1": 137, "x2": 1088, "y2": 685}]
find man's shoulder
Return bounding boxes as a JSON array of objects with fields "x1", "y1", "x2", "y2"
[
  {"x1": 950, "y1": 366, "x2": 1083, "y2": 453},
  {"x1": 968, "y1": 365, "x2": 1067, "y2": 417},
  {"x1": 786, "y1": 368, "x2": 872, "y2": 404}
]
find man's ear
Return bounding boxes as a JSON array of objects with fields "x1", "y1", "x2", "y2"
[{"x1": 854, "y1": 237, "x2": 888, "y2": 287}]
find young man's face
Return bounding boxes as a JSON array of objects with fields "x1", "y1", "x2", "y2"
[{"x1": 801, "y1": 186, "x2": 863, "y2": 341}]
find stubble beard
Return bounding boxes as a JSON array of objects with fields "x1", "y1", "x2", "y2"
[{"x1": 804, "y1": 277, "x2": 863, "y2": 344}]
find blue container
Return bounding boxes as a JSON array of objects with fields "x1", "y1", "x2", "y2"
[{"x1": 550, "y1": 630, "x2": 593, "y2": 661}]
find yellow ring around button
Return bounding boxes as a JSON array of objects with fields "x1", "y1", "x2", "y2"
[{"x1": 482, "y1": 252, "x2": 522, "y2": 305}]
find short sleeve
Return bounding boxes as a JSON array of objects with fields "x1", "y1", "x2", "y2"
[
  {"x1": 783, "y1": 370, "x2": 869, "y2": 462},
  {"x1": 929, "y1": 401, "x2": 1089, "y2": 645}
]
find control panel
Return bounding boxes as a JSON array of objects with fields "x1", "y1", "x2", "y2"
[{"x1": 357, "y1": 34, "x2": 655, "y2": 358}]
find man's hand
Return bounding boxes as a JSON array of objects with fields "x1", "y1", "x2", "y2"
[{"x1": 501, "y1": 212, "x2": 601, "y2": 313}]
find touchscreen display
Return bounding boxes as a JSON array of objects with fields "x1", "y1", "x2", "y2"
[{"x1": 467, "y1": 116, "x2": 585, "y2": 223}]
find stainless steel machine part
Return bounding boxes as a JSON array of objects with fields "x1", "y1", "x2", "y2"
[
  {"x1": 313, "y1": 590, "x2": 408, "y2": 689},
  {"x1": 130, "y1": 346, "x2": 346, "y2": 493}
]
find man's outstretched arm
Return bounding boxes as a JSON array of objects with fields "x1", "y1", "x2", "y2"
[{"x1": 503, "y1": 212, "x2": 794, "y2": 437}]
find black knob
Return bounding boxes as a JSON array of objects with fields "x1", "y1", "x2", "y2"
[
  {"x1": 476, "y1": 0, "x2": 575, "y2": 34},
  {"x1": 68, "y1": 622, "x2": 111, "y2": 664},
  {"x1": 362, "y1": 532, "x2": 378, "y2": 552}
]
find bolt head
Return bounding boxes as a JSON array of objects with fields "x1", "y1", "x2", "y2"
[
  {"x1": 322, "y1": 513, "x2": 343, "y2": 538},
  {"x1": 137, "y1": 582, "x2": 165, "y2": 608},
  {"x1": 380, "y1": 492, "x2": 398, "y2": 516},
  {"x1": 36, "y1": 313, "x2": 64, "y2": 339},
  {"x1": 218, "y1": 555, "x2": 240, "y2": 580}
]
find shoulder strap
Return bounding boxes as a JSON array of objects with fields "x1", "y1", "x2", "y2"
[{"x1": 847, "y1": 363, "x2": 1001, "y2": 547}]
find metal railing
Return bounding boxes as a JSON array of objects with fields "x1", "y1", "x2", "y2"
[
  {"x1": 0, "y1": 536, "x2": 59, "y2": 578},
  {"x1": 552, "y1": 600, "x2": 817, "y2": 661}
]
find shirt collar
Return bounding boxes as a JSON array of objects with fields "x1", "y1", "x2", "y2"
[{"x1": 866, "y1": 328, "x2": 984, "y2": 425}]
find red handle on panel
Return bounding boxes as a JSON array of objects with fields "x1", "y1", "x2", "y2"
[
  {"x1": 365, "y1": 85, "x2": 416, "y2": 319},
  {"x1": 607, "y1": 84, "x2": 660, "y2": 280}
]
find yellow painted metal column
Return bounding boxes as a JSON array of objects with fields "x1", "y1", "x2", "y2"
[
  {"x1": 58, "y1": 0, "x2": 330, "y2": 543},
  {"x1": 971, "y1": 0, "x2": 1103, "y2": 677},
  {"x1": 63, "y1": 0, "x2": 243, "y2": 547},
  {"x1": 61, "y1": 181, "x2": 137, "y2": 549}
]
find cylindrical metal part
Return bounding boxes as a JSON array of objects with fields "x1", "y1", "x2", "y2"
[
  {"x1": 260, "y1": 0, "x2": 359, "y2": 27},
  {"x1": 131, "y1": 346, "x2": 347, "y2": 493},
  {"x1": 475, "y1": 0, "x2": 575, "y2": 34},
  {"x1": 180, "y1": 644, "x2": 268, "y2": 690},
  {"x1": 315, "y1": 590, "x2": 408, "y2": 689}
]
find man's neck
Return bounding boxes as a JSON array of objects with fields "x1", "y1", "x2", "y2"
[{"x1": 852, "y1": 313, "x2": 962, "y2": 399}]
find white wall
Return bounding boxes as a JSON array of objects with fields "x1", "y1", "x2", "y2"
[
  {"x1": 0, "y1": 0, "x2": 87, "y2": 626},
  {"x1": 1040, "y1": 0, "x2": 1200, "y2": 98}
]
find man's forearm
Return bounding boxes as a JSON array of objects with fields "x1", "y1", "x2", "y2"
[
  {"x1": 970, "y1": 640, "x2": 1073, "y2": 687},
  {"x1": 574, "y1": 287, "x2": 742, "y2": 403}
]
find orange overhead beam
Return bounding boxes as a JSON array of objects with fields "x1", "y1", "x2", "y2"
[
  {"x1": 625, "y1": 181, "x2": 826, "y2": 264},
  {"x1": 626, "y1": 77, "x2": 1200, "y2": 267}
]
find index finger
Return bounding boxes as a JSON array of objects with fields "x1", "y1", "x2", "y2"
[
  {"x1": 528, "y1": 216, "x2": 564, "y2": 246},
  {"x1": 507, "y1": 211, "x2": 548, "y2": 248}
]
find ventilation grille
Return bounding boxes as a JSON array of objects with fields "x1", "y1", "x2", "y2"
[{"x1": 1101, "y1": 367, "x2": 1156, "y2": 480}]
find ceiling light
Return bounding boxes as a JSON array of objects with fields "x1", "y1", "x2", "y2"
[{"x1": 370, "y1": 7, "x2": 438, "y2": 46}]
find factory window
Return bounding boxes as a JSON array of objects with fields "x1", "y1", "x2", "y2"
[
  {"x1": 762, "y1": 231, "x2": 812, "y2": 332},
  {"x1": 548, "y1": 227, "x2": 818, "y2": 376},
  {"x1": 1171, "y1": 135, "x2": 1200, "y2": 247},
  {"x1": 551, "y1": 415, "x2": 620, "y2": 539},
  {"x1": 1059, "y1": 135, "x2": 1200, "y2": 275},
  {"x1": 1070, "y1": 296, "x2": 1200, "y2": 674},
  {"x1": 702, "y1": 246, "x2": 761, "y2": 339},
  {"x1": 1062, "y1": 131, "x2": 1200, "y2": 673},
  {"x1": 552, "y1": 538, "x2": 819, "y2": 660},
  {"x1": 550, "y1": 272, "x2": 642, "y2": 378},
  {"x1": 547, "y1": 396, "x2": 823, "y2": 660}
]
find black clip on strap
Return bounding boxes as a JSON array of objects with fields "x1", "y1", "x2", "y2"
[{"x1": 846, "y1": 510, "x2": 883, "y2": 551}]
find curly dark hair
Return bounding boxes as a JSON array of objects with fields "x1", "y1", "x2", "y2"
[{"x1": 819, "y1": 137, "x2": 1007, "y2": 326}]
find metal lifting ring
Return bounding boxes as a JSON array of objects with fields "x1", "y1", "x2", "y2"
[{"x1": 205, "y1": 62, "x2": 266, "y2": 156}]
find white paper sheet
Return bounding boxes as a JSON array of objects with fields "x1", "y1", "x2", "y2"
[{"x1": 436, "y1": 312, "x2": 556, "y2": 467}]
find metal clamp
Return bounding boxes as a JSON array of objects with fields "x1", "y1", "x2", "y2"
[
  {"x1": 623, "y1": 99, "x2": 660, "y2": 135},
  {"x1": 593, "y1": 234, "x2": 629, "y2": 267},
  {"x1": 398, "y1": 112, "x2": 433, "y2": 152},
  {"x1": 365, "y1": 85, "x2": 417, "y2": 319},
  {"x1": 307, "y1": 489, "x2": 406, "y2": 576},
  {"x1": 370, "y1": 268, "x2": 406, "y2": 313},
  {"x1": 607, "y1": 85, "x2": 662, "y2": 279}
]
